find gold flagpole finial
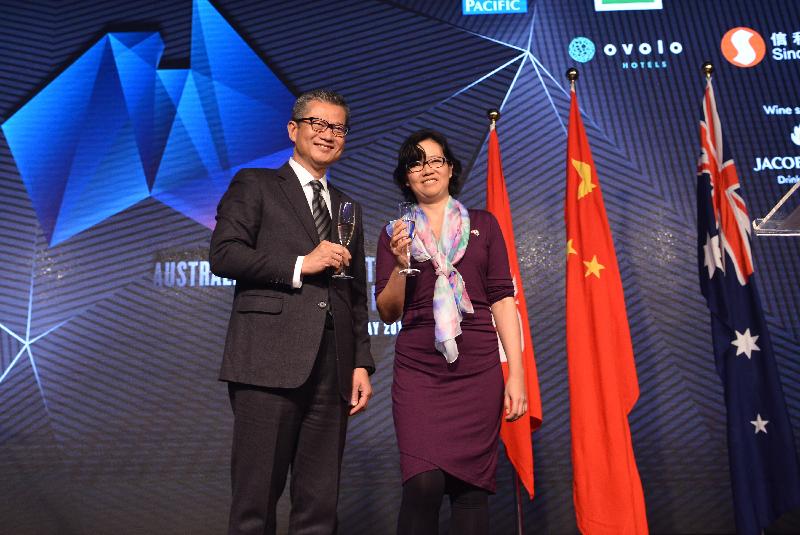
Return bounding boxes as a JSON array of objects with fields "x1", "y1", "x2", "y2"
[
  {"x1": 566, "y1": 67, "x2": 579, "y2": 90},
  {"x1": 702, "y1": 61, "x2": 713, "y2": 80},
  {"x1": 487, "y1": 109, "x2": 500, "y2": 127}
]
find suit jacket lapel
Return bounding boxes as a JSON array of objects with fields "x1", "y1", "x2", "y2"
[{"x1": 277, "y1": 162, "x2": 319, "y2": 245}]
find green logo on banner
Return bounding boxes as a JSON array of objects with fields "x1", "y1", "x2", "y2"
[{"x1": 595, "y1": 0, "x2": 662, "y2": 11}]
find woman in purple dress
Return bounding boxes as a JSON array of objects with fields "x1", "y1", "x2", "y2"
[{"x1": 375, "y1": 129, "x2": 528, "y2": 534}]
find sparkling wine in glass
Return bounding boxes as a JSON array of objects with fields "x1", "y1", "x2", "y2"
[
  {"x1": 398, "y1": 202, "x2": 420, "y2": 276},
  {"x1": 333, "y1": 201, "x2": 354, "y2": 279}
]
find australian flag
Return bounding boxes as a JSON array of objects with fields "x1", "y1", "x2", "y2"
[{"x1": 697, "y1": 78, "x2": 800, "y2": 534}]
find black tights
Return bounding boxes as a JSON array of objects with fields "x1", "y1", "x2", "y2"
[{"x1": 397, "y1": 469, "x2": 489, "y2": 535}]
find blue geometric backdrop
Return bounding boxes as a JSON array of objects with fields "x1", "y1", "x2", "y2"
[
  {"x1": 2, "y1": 0, "x2": 294, "y2": 245},
  {"x1": 0, "y1": 1, "x2": 798, "y2": 534}
]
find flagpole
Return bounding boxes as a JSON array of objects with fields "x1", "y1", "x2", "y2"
[
  {"x1": 488, "y1": 108, "x2": 500, "y2": 128},
  {"x1": 487, "y1": 107, "x2": 525, "y2": 535},
  {"x1": 513, "y1": 474, "x2": 524, "y2": 535},
  {"x1": 566, "y1": 66, "x2": 578, "y2": 90},
  {"x1": 702, "y1": 60, "x2": 713, "y2": 80}
]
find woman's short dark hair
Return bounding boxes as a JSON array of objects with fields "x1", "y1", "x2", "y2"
[{"x1": 393, "y1": 129, "x2": 464, "y2": 202}]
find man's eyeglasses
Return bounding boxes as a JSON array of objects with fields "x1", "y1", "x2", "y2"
[
  {"x1": 293, "y1": 117, "x2": 349, "y2": 137},
  {"x1": 407, "y1": 156, "x2": 448, "y2": 173}
]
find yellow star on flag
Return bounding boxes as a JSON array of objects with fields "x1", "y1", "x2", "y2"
[
  {"x1": 572, "y1": 159, "x2": 596, "y2": 199},
  {"x1": 583, "y1": 255, "x2": 605, "y2": 278},
  {"x1": 567, "y1": 238, "x2": 577, "y2": 257}
]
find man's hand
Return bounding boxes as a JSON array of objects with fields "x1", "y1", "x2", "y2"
[
  {"x1": 349, "y1": 368, "x2": 372, "y2": 416},
  {"x1": 301, "y1": 241, "x2": 351, "y2": 275}
]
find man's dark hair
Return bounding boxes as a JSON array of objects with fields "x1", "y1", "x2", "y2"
[
  {"x1": 393, "y1": 129, "x2": 464, "y2": 202},
  {"x1": 292, "y1": 89, "x2": 350, "y2": 125}
]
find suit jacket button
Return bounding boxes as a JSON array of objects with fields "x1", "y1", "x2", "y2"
[{"x1": 318, "y1": 301, "x2": 327, "y2": 308}]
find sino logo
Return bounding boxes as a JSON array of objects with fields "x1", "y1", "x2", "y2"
[
  {"x1": 568, "y1": 36, "x2": 682, "y2": 70},
  {"x1": 721, "y1": 27, "x2": 766, "y2": 67}
]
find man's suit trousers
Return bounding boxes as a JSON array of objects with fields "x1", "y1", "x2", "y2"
[{"x1": 227, "y1": 323, "x2": 349, "y2": 535}]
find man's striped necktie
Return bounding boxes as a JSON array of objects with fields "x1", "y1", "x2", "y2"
[{"x1": 310, "y1": 180, "x2": 331, "y2": 241}]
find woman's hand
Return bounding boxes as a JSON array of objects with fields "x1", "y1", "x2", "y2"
[
  {"x1": 377, "y1": 220, "x2": 411, "y2": 323},
  {"x1": 504, "y1": 372, "x2": 528, "y2": 422},
  {"x1": 491, "y1": 297, "x2": 527, "y2": 421},
  {"x1": 388, "y1": 220, "x2": 412, "y2": 269}
]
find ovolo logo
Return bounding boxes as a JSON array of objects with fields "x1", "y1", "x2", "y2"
[
  {"x1": 569, "y1": 37, "x2": 596, "y2": 63},
  {"x1": 721, "y1": 27, "x2": 766, "y2": 68},
  {"x1": 567, "y1": 36, "x2": 682, "y2": 70}
]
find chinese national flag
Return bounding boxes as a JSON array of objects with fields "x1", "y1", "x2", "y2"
[
  {"x1": 565, "y1": 88, "x2": 648, "y2": 534},
  {"x1": 486, "y1": 123, "x2": 543, "y2": 499}
]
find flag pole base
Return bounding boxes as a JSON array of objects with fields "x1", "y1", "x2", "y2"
[{"x1": 514, "y1": 473, "x2": 524, "y2": 535}]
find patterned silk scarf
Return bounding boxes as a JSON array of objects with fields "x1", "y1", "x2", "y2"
[{"x1": 388, "y1": 197, "x2": 474, "y2": 362}]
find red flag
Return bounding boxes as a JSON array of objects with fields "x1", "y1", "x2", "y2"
[
  {"x1": 565, "y1": 87, "x2": 648, "y2": 534},
  {"x1": 486, "y1": 123, "x2": 543, "y2": 499}
]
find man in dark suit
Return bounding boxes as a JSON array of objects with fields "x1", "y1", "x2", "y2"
[{"x1": 209, "y1": 89, "x2": 374, "y2": 535}]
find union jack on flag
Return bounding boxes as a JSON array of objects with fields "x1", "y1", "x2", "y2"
[{"x1": 697, "y1": 78, "x2": 800, "y2": 535}]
